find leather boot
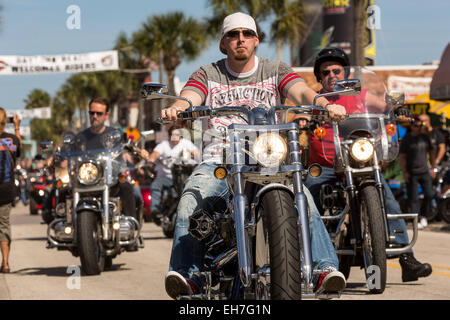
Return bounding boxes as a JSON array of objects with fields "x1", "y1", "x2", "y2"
[{"x1": 399, "y1": 253, "x2": 432, "y2": 282}]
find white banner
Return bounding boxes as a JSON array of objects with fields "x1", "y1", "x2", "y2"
[
  {"x1": 6, "y1": 107, "x2": 51, "y2": 119},
  {"x1": 5, "y1": 125, "x2": 30, "y2": 136},
  {"x1": 0, "y1": 50, "x2": 119, "y2": 75},
  {"x1": 387, "y1": 76, "x2": 432, "y2": 102}
]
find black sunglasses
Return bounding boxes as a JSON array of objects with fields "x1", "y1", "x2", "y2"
[
  {"x1": 225, "y1": 29, "x2": 257, "y2": 39},
  {"x1": 89, "y1": 111, "x2": 105, "y2": 116},
  {"x1": 321, "y1": 68, "x2": 342, "y2": 77}
]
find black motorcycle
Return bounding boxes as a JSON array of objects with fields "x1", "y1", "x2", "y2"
[
  {"x1": 142, "y1": 82, "x2": 354, "y2": 300},
  {"x1": 309, "y1": 68, "x2": 419, "y2": 294},
  {"x1": 158, "y1": 158, "x2": 196, "y2": 238},
  {"x1": 27, "y1": 168, "x2": 51, "y2": 216},
  {"x1": 45, "y1": 131, "x2": 145, "y2": 275}
]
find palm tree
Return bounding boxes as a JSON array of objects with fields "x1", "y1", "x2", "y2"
[
  {"x1": 353, "y1": 0, "x2": 366, "y2": 66},
  {"x1": 133, "y1": 12, "x2": 208, "y2": 95},
  {"x1": 207, "y1": 0, "x2": 306, "y2": 62},
  {"x1": 269, "y1": 0, "x2": 306, "y2": 61},
  {"x1": 24, "y1": 89, "x2": 54, "y2": 142},
  {"x1": 206, "y1": 0, "x2": 270, "y2": 42},
  {"x1": 55, "y1": 82, "x2": 79, "y2": 128},
  {"x1": 115, "y1": 31, "x2": 150, "y2": 86}
]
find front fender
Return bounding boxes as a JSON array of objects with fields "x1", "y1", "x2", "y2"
[
  {"x1": 253, "y1": 183, "x2": 294, "y2": 212},
  {"x1": 75, "y1": 199, "x2": 101, "y2": 215}
]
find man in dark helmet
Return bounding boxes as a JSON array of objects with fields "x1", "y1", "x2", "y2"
[{"x1": 306, "y1": 47, "x2": 432, "y2": 283}]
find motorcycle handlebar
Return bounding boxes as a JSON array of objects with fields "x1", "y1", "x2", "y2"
[{"x1": 157, "y1": 105, "x2": 330, "y2": 124}]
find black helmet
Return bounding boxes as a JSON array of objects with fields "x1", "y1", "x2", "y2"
[{"x1": 313, "y1": 47, "x2": 350, "y2": 82}]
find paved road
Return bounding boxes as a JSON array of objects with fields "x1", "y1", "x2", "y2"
[{"x1": 1, "y1": 202, "x2": 450, "y2": 300}]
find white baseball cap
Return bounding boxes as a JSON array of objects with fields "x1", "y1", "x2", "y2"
[{"x1": 220, "y1": 12, "x2": 258, "y2": 54}]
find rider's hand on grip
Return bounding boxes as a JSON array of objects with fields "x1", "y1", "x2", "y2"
[
  {"x1": 161, "y1": 105, "x2": 185, "y2": 122},
  {"x1": 394, "y1": 106, "x2": 413, "y2": 122},
  {"x1": 325, "y1": 103, "x2": 347, "y2": 121}
]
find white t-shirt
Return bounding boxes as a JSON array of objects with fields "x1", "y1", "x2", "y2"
[{"x1": 153, "y1": 139, "x2": 198, "y2": 179}]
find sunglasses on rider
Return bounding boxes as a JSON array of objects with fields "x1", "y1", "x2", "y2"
[
  {"x1": 225, "y1": 29, "x2": 257, "y2": 39},
  {"x1": 321, "y1": 68, "x2": 342, "y2": 77},
  {"x1": 89, "y1": 111, "x2": 105, "y2": 116}
]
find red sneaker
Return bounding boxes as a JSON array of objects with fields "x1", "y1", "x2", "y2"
[
  {"x1": 165, "y1": 271, "x2": 198, "y2": 299},
  {"x1": 315, "y1": 268, "x2": 346, "y2": 294}
]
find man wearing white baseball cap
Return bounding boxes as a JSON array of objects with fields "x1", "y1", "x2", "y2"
[{"x1": 162, "y1": 12, "x2": 347, "y2": 299}]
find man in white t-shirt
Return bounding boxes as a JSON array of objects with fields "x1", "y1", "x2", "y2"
[{"x1": 146, "y1": 126, "x2": 199, "y2": 218}]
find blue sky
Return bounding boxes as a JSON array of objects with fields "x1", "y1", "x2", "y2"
[{"x1": 0, "y1": 0, "x2": 449, "y2": 111}]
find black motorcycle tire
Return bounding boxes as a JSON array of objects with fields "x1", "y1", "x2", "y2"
[
  {"x1": 162, "y1": 213, "x2": 176, "y2": 238},
  {"x1": 77, "y1": 211, "x2": 105, "y2": 275},
  {"x1": 104, "y1": 256, "x2": 113, "y2": 270},
  {"x1": 258, "y1": 190, "x2": 301, "y2": 300},
  {"x1": 360, "y1": 185, "x2": 387, "y2": 294},
  {"x1": 41, "y1": 210, "x2": 54, "y2": 224},
  {"x1": 438, "y1": 198, "x2": 450, "y2": 223},
  {"x1": 29, "y1": 197, "x2": 38, "y2": 215}
]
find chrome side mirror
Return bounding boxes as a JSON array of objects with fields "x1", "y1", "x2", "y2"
[
  {"x1": 334, "y1": 79, "x2": 361, "y2": 95},
  {"x1": 63, "y1": 135, "x2": 74, "y2": 145},
  {"x1": 140, "y1": 83, "x2": 169, "y2": 99},
  {"x1": 313, "y1": 79, "x2": 361, "y2": 105},
  {"x1": 140, "y1": 82, "x2": 193, "y2": 108},
  {"x1": 385, "y1": 91, "x2": 405, "y2": 107},
  {"x1": 39, "y1": 141, "x2": 54, "y2": 153}
]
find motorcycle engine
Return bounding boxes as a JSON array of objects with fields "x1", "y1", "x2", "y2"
[{"x1": 189, "y1": 209, "x2": 217, "y2": 241}]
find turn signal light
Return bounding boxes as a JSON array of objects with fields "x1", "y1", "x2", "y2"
[
  {"x1": 214, "y1": 167, "x2": 227, "y2": 180},
  {"x1": 308, "y1": 164, "x2": 323, "y2": 178},
  {"x1": 314, "y1": 126, "x2": 327, "y2": 140},
  {"x1": 386, "y1": 123, "x2": 397, "y2": 136}
]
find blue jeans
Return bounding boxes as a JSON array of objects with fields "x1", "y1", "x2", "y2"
[
  {"x1": 169, "y1": 163, "x2": 338, "y2": 288},
  {"x1": 150, "y1": 176, "x2": 173, "y2": 212},
  {"x1": 305, "y1": 166, "x2": 412, "y2": 257},
  {"x1": 406, "y1": 172, "x2": 434, "y2": 219}
]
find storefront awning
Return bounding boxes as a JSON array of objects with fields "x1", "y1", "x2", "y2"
[
  {"x1": 430, "y1": 43, "x2": 450, "y2": 100},
  {"x1": 407, "y1": 93, "x2": 450, "y2": 118}
]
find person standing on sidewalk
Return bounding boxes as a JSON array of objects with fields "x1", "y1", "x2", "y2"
[
  {"x1": 418, "y1": 114, "x2": 446, "y2": 169},
  {"x1": 399, "y1": 117, "x2": 436, "y2": 229},
  {"x1": 0, "y1": 107, "x2": 22, "y2": 273}
]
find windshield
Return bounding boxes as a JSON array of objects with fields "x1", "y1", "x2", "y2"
[
  {"x1": 329, "y1": 67, "x2": 399, "y2": 161},
  {"x1": 58, "y1": 128, "x2": 133, "y2": 186}
]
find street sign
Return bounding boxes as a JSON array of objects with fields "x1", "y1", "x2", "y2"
[{"x1": 6, "y1": 107, "x2": 51, "y2": 119}]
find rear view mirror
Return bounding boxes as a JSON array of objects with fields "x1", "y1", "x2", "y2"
[
  {"x1": 140, "y1": 83, "x2": 169, "y2": 99},
  {"x1": 313, "y1": 79, "x2": 361, "y2": 105},
  {"x1": 333, "y1": 79, "x2": 361, "y2": 95},
  {"x1": 385, "y1": 91, "x2": 405, "y2": 107},
  {"x1": 140, "y1": 82, "x2": 193, "y2": 108},
  {"x1": 63, "y1": 135, "x2": 74, "y2": 145},
  {"x1": 39, "y1": 141, "x2": 54, "y2": 153}
]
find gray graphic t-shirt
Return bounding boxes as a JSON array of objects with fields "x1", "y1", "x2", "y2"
[{"x1": 182, "y1": 56, "x2": 304, "y2": 163}]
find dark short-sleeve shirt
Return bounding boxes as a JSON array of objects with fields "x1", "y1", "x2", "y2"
[
  {"x1": 75, "y1": 126, "x2": 118, "y2": 150},
  {"x1": 0, "y1": 132, "x2": 21, "y2": 204},
  {"x1": 429, "y1": 129, "x2": 445, "y2": 158},
  {"x1": 399, "y1": 133, "x2": 432, "y2": 175}
]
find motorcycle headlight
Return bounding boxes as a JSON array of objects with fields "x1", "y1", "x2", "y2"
[
  {"x1": 350, "y1": 138, "x2": 374, "y2": 162},
  {"x1": 252, "y1": 133, "x2": 287, "y2": 167},
  {"x1": 55, "y1": 167, "x2": 70, "y2": 185},
  {"x1": 77, "y1": 162, "x2": 100, "y2": 185}
]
